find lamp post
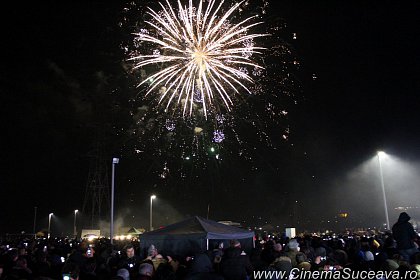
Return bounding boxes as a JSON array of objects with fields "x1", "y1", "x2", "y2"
[
  {"x1": 110, "y1": 157, "x2": 119, "y2": 245},
  {"x1": 377, "y1": 151, "x2": 390, "y2": 230},
  {"x1": 150, "y1": 195, "x2": 156, "y2": 231},
  {"x1": 48, "y1": 213, "x2": 53, "y2": 239},
  {"x1": 33, "y1": 206, "x2": 37, "y2": 236},
  {"x1": 73, "y1": 210, "x2": 78, "y2": 238}
]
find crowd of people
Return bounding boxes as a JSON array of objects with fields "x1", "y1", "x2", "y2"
[{"x1": 0, "y1": 212, "x2": 419, "y2": 280}]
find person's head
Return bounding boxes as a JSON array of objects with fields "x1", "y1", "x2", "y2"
[
  {"x1": 116, "y1": 268, "x2": 130, "y2": 280},
  {"x1": 298, "y1": 261, "x2": 311, "y2": 271},
  {"x1": 18, "y1": 248, "x2": 27, "y2": 256},
  {"x1": 383, "y1": 259, "x2": 399, "y2": 271},
  {"x1": 147, "y1": 244, "x2": 158, "y2": 258},
  {"x1": 288, "y1": 239, "x2": 300, "y2": 251},
  {"x1": 139, "y1": 262, "x2": 154, "y2": 277},
  {"x1": 274, "y1": 243, "x2": 282, "y2": 252},
  {"x1": 125, "y1": 244, "x2": 135, "y2": 258},
  {"x1": 16, "y1": 256, "x2": 28, "y2": 268},
  {"x1": 296, "y1": 252, "x2": 307, "y2": 264},
  {"x1": 332, "y1": 249, "x2": 348, "y2": 267},
  {"x1": 273, "y1": 256, "x2": 292, "y2": 276},
  {"x1": 363, "y1": 251, "x2": 375, "y2": 262},
  {"x1": 230, "y1": 239, "x2": 241, "y2": 248},
  {"x1": 8, "y1": 248, "x2": 19, "y2": 262},
  {"x1": 398, "y1": 212, "x2": 411, "y2": 223},
  {"x1": 314, "y1": 247, "x2": 326, "y2": 258}
]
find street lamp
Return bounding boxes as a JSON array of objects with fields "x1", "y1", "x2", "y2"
[
  {"x1": 48, "y1": 213, "x2": 53, "y2": 239},
  {"x1": 73, "y1": 210, "x2": 78, "y2": 238},
  {"x1": 33, "y1": 206, "x2": 37, "y2": 236},
  {"x1": 377, "y1": 151, "x2": 390, "y2": 230},
  {"x1": 150, "y1": 195, "x2": 156, "y2": 231},
  {"x1": 110, "y1": 157, "x2": 119, "y2": 245}
]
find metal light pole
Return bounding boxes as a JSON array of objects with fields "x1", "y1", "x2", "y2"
[
  {"x1": 48, "y1": 213, "x2": 53, "y2": 239},
  {"x1": 150, "y1": 195, "x2": 156, "y2": 231},
  {"x1": 33, "y1": 206, "x2": 37, "y2": 236},
  {"x1": 110, "y1": 158, "x2": 119, "y2": 245},
  {"x1": 73, "y1": 210, "x2": 78, "y2": 238},
  {"x1": 378, "y1": 151, "x2": 390, "y2": 230}
]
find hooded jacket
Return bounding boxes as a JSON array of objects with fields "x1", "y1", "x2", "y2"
[{"x1": 392, "y1": 212, "x2": 417, "y2": 250}]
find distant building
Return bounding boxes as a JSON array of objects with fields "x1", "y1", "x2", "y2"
[{"x1": 218, "y1": 221, "x2": 242, "y2": 228}]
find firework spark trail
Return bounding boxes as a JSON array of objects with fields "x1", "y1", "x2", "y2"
[{"x1": 130, "y1": 0, "x2": 267, "y2": 118}]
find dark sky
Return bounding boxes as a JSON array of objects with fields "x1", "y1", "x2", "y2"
[{"x1": 2, "y1": 1, "x2": 420, "y2": 235}]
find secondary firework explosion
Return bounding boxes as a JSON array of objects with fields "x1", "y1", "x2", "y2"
[{"x1": 129, "y1": 0, "x2": 266, "y2": 118}]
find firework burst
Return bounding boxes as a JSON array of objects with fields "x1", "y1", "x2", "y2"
[
  {"x1": 120, "y1": 0, "x2": 300, "y2": 191},
  {"x1": 130, "y1": 0, "x2": 266, "y2": 118}
]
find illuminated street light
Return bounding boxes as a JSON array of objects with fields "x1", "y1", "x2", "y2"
[
  {"x1": 111, "y1": 157, "x2": 119, "y2": 244},
  {"x1": 150, "y1": 195, "x2": 156, "y2": 231},
  {"x1": 73, "y1": 209, "x2": 78, "y2": 238},
  {"x1": 377, "y1": 151, "x2": 390, "y2": 230},
  {"x1": 48, "y1": 213, "x2": 53, "y2": 239}
]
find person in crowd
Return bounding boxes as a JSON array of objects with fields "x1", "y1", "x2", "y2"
[
  {"x1": 220, "y1": 240, "x2": 252, "y2": 280},
  {"x1": 118, "y1": 244, "x2": 140, "y2": 279},
  {"x1": 144, "y1": 245, "x2": 167, "y2": 271},
  {"x1": 138, "y1": 262, "x2": 154, "y2": 280},
  {"x1": 295, "y1": 252, "x2": 311, "y2": 271},
  {"x1": 284, "y1": 239, "x2": 300, "y2": 267},
  {"x1": 31, "y1": 250, "x2": 51, "y2": 278},
  {"x1": 115, "y1": 268, "x2": 130, "y2": 280},
  {"x1": 1, "y1": 222, "x2": 420, "y2": 280},
  {"x1": 260, "y1": 239, "x2": 276, "y2": 266},
  {"x1": 154, "y1": 262, "x2": 176, "y2": 280},
  {"x1": 265, "y1": 256, "x2": 293, "y2": 280},
  {"x1": 8, "y1": 255, "x2": 33, "y2": 279},
  {"x1": 184, "y1": 253, "x2": 223, "y2": 280},
  {"x1": 1, "y1": 248, "x2": 18, "y2": 277},
  {"x1": 392, "y1": 212, "x2": 419, "y2": 262}
]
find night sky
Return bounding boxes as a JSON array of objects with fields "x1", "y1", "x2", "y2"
[{"x1": 2, "y1": 1, "x2": 420, "y2": 235}]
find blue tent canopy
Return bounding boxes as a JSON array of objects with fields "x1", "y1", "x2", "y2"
[{"x1": 139, "y1": 216, "x2": 254, "y2": 257}]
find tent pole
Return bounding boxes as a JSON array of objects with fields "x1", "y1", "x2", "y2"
[{"x1": 207, "y1": 239, "x2": 209, "y2": 250}]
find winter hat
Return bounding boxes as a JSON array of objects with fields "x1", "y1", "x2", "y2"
[
  {"x1": 398, "y1": 212, "x2": 411, "y2": 222},
  {"x1": 139, "y1": 262, "x2": 154, "y2": 276},
  {"x1": 314, "y1": 247, "x2": 326, "y2": 258},
  {"x1": 273, "y1": 257, "x2": 292, "y2": 276},
  {"x1": 273, "y1": 243, "x2": 282, "y2": 252},
  {"x1": 116, "y1": 268, "x2": 130, "y2": 280},
  {"x1": 363, "y1": 251, "x2": 375, "y2": 262},
  {"x1": 384, "y1": 259, "x2": 399, "y2": 271},
  {"x1": 288, "y1": 239, "x2": 299, "y2": 250},
  {"x1": 298, "y1": 261, "x2": 311, "y2": 271}
]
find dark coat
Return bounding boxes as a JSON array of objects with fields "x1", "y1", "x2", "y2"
[
  {"x1": 392, "y1": 212, "x2": 417, "y2": 250},
  {"x1": 185, "y1": 253, "x2": 224, "y2": 280},
  {"x1": 220, "y1": 247, "x2": 253, "y2": 280}
]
